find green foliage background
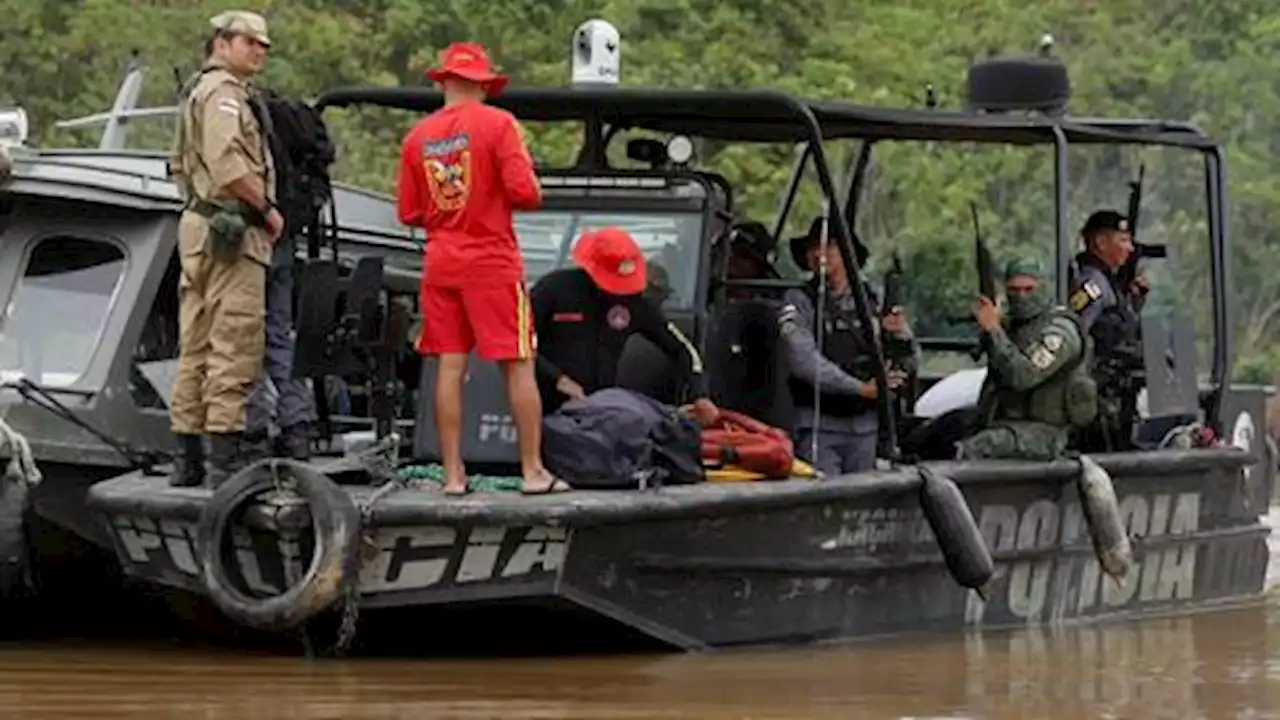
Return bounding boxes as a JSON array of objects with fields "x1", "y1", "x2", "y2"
[{"x1": 4, "y1": 0, "x2": 1278, "y2": 381}]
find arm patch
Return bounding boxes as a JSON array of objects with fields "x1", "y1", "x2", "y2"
[{"x1": 1069, "y1": 281, "x2": 1102, "y2": 312}]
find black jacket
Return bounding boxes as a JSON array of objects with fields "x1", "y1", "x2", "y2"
[{"x1": 530, "y1": 268, "x2": 707, "y2": 411}]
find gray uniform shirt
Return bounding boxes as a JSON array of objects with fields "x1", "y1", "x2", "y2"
[{"x1": 778, "y1": 285, "x2": 917, "y2": 435}]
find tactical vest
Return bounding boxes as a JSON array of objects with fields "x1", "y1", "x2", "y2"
[
  {"x1": 1072, "y1": 253, "x2": 1142, "y2": 382},
  {"x1": 789, "y1": 280, "x2": 878, "y2": 417},
  {"x1": 994, "y1": 308, "x2": 1097, "y2": 429}
]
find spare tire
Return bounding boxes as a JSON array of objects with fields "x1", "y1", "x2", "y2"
[
  {"x1": 966, "y1": 56, "x2": 1071, "y2": 114},
  {"x1": 196, "y1": 459, "x2": 360, "y2": 632}
]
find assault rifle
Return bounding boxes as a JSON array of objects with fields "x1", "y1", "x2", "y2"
[
  {"x1": 880, "y1": 250, "x2": 917, "y2": 416},
  {"x1": 1116, "y1": 164, "x2": 1166, "y2": 291},
  {"x1": 882, "y1": 250, "x2": 905, "y2": 312},
  {"x1": 971, "y1": 202, "x2": 996, "y2": 361}
]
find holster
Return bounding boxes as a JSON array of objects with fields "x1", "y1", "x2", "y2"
[{"x1": 188, "y1": 198, "x2": 267, "y2": 263}]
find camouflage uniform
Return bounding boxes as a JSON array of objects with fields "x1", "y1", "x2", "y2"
[
  {"x1": 958, "y1": 258, "x2": 1097, "y2": 461},
  {"x1": 168, "y1": 11, "x2": 276, "y2": 486}
]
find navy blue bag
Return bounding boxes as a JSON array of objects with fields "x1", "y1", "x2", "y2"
[{"x1": 541, "y1": 388, "x2": 705, "y2": 490}]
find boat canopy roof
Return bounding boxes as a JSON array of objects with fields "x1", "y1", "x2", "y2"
[{"x1": 314, "y1": 86, "x2": 1218, "y2": 149}]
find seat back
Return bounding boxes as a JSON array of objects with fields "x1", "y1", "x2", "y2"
[{"x1": 705, "y1": 299, "x2": 794, "y2": 431}]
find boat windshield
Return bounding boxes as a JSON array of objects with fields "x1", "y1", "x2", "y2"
[
  {"x1": 0, "y1": 236, "x2": 126, "y2": 388},
  {"x1": 515, "y1": 209, "x2": 705, "y2": 311}
]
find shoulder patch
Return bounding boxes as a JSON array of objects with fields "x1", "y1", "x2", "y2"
[
  {"x1": 1069, "y1": 288, "x2": 1094, "y2": 312},
  {"x1": 1030, "y1": 346, "x2": 1056, "y2": 370},
  {"x1": 1042, "y1": 332, "x2": 1064, "y2": 352}
]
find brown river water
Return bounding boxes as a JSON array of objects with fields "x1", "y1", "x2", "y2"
[{"x1": 0, "y1": 510, "x2": 1276, "y2": 719}]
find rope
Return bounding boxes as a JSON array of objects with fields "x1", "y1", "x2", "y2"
[{"x1": 0, "y1": 416, "x2": 41, "y2": 487}]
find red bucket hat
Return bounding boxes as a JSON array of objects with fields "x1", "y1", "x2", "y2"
[
  {"x1": 425, "y1": 42, "x2": 509, "y2": 96},
  {"x1": 572, "y1": 227, "x2": 648, "y2": 296}
]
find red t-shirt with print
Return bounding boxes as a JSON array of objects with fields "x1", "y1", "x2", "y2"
[{"x1": 396, "y1": 98, "x2": 542, "y2": 287}]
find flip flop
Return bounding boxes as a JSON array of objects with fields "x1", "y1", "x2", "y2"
[
  {"x1": 443, "y1": 483, "x2": 471, "y2": 497},
  {"x1": 521, "y1": 473, "x2": 571, "y2": 495}
]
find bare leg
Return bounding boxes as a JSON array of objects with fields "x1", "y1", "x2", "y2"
[
  {"x1": 435, "y1": 353, "x2": 469, "y2": 494},
  {"x1": 499, "y1": 358, "x2": 568, "y2": 493}
]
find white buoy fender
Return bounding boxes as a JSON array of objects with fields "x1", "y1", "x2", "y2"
[
  {"x1": 918, "y1": 466, "x2": 994, "y2": 590},
  {"x1": 1076, "y1": 454, "x2": 1132, "y2": 579}
]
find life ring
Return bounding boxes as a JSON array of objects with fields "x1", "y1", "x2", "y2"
[
  {"x1": 917, "y1": 466, "x2": 994, "y2": 591},
  {"x1": 196, "y1": 459, "x2": 361, "y2": 632},
  {"x1": 1075, "y1": 454, "x2": 1132, "y2": 579}
]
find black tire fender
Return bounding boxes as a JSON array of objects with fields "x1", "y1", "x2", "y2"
[
  {"x1": 1076, "y1": 454, "x2": 1132, "y2": 579},
  {"x1": 918, "y1": 466, "x2": 994, "y2": 590},
  {"x1": 196, "y1": 459, "x2": 361, "y2": 632},
  {"x1": 0, "y1": 479, "x2": 29, "y2": 599}
]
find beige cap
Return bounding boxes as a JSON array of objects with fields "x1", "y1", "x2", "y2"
[{"x1": 210, "y1": 10, "x2": 271, "y2": 47}]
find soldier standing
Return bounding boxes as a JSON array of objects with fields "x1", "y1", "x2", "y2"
[
  {"x1": 1069, "y1": 210, "x2": 1148, "y2": 451},
  {"x1": 168, "y1": 11, "x2": 284, "y2": 488},
  {"x1": 779, "y1": 218, "x2": 917, "y2": 476},
  {"x1": 957, "y1": 259, "x2": 1097, "y2": 460}
]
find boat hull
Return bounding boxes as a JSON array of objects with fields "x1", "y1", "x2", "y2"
[{"x1": 86, "y1": 448, "x2": 1271, "y2": 651}]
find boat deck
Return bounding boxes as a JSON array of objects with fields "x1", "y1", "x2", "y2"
[{"x1": 86, "y1": 448, "x2": 1254, "y2": 527}]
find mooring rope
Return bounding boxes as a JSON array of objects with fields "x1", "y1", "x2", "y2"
[{"x1": 0, "y1": 416, "x2": 41, "y2": 486}]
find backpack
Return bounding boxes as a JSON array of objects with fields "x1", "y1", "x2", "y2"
[
  {"x1": 542, "y1": 388, "x2": 705, "y2": 489},
  {"x1": 251, "y1": 87, "x2": 336, "y2": 235}
]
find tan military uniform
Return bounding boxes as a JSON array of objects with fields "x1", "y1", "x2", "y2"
[{"x1": 169, "y1": 53, "x2": 276, "y2": 436}]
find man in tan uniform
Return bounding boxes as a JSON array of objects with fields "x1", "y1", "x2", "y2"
[{"x1": 168, "y1": 10, "x2": 284, "y2": 488}]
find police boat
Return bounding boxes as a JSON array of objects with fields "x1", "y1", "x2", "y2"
[{"x1": 79, "y1": 24, "x2": 1274, "y2": 654}]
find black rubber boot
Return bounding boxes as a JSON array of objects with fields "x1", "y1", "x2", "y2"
[
  {"x1": 207, "y1": 432, "x2": 249, "y2": 489},
  {"x1": 279, "y1": 422, "x2": 312, "y2": 461},
  {"x1": 242, "y1": 430, "x2": 273, "y2": 464},
  {"x1": 168, "y1": 434, "x2": 206, "y2": 488}
]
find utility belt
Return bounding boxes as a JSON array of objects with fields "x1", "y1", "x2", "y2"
[{"x1": 185, "y1": 198, "x2": 268, "y2": 262}]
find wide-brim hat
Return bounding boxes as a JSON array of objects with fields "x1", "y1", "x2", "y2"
[
  {"x1": 425, "y1": 42, "x2": 509, "y2": 96},
  {"x1": 788, "y1": 216, "x2": 868, "y2": 269},
  {"x1": 573, "y1": 227, "x2": 648, "y2": 296}
]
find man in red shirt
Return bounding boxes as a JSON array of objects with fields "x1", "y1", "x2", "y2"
[{"x1": 397, "y1": 42, "x2": 568, "y2": 496}]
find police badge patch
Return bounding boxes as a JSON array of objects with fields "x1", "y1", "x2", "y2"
[
  {"x1": 1031, "y1": 346, "x2": 1056, "y2": 370},
  {"x1": 1042, "y1": 332, "x2": 1064, "y2": 351}
]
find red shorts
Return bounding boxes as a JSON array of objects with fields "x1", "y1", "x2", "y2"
[{"x1": 416, "y1": 281, "x2": 535, "y2": 361}]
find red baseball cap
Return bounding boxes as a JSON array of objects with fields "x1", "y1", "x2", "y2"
[
  {"x1": 425, "y1": 42, "x2": 509, "y2": 96},
  {"x1": 572, "y1": 227, "x2": 648, "y2": 296}
]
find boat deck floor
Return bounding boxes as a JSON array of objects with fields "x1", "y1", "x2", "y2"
[
  {"x1": 86, "y1": 447, "x2": 1255, "y2": 526},
  {"x1": 87, "y1": 456, "x2": 923, "y2": 526}
]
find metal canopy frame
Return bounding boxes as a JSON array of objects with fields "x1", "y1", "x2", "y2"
[{"x1": 314, "y1": 84, "x2": 1233, "y2": 443}]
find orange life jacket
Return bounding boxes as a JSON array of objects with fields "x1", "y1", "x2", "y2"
[{"x1": 700, "y1": 410, "x2": 795, "y2": 479}]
